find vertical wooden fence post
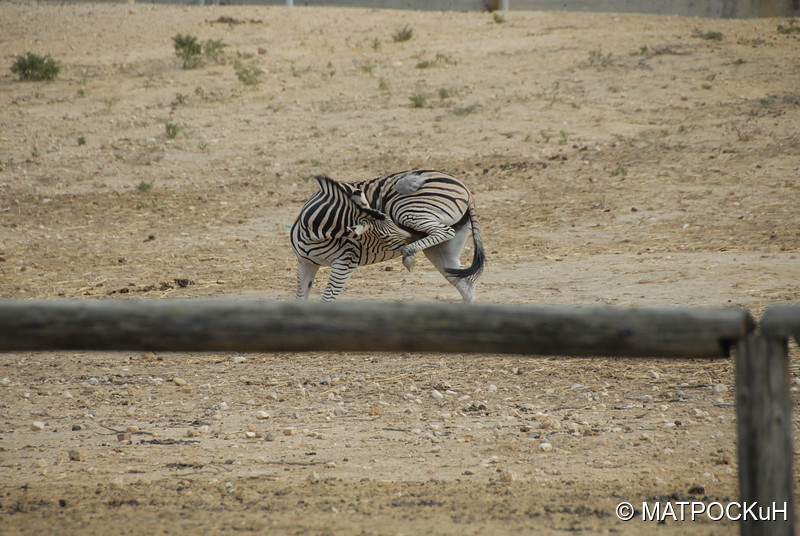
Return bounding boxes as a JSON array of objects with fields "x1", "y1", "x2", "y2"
[{"x1": 736, "y1": 333, "x2": 795, "y2": 536}]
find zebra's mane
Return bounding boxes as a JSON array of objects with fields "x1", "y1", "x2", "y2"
[{"x1": 315, "y1": 175, "x2": 387, "y2": 221}]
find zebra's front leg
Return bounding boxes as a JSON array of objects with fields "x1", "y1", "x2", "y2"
[
  {"x1": 321, "y1": 251, "x2": 360, "y2": 302},
  {"x1": 400, "y1": 223, "x2": 456, "y2": 272}
]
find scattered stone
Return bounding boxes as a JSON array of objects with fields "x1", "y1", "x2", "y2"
[
  {"x1": 117, "y1": 432, "x2": 133, "y2": 442},
  {"x1": 173, "y1": 378, "x2": 188, "y2": 387},
  {"x1": 71, "y1": 424, "x2": 82, "y2": 431},
  {"x1": 539, "y1": 442, "x2": 553, "y2": 452},
  {"x1": 256, "y1": 411, "x2": 271, "y2": 420},
  {"x1": 307, "y1": 471, "x2": 320, "y2": 483},
  {"x1": 463, "y1": 468, "x2": 475, "y2": 475},
  {"x1": 264, "y1": 432, "x2": 277, "y2": 442},
  {"x1": 333, "y1": 407, "x2": 348, "y2": 417},
  {"x1": 499, "y1": 470, "x2": 518, "y2": 482},
  {"x1": 68, "y1": 449, "x2": 85, "y2": 461},
  {"x1": 108, "y1": 478, "x2": 124, "y2": 490},
  {"x1": 486, "y1": 384, "x2": 498, "y2": 392},
  {"x1": 265, "y1": 391, "x2": 279, "y2": 401},
  {"x1": 283, "y1": 427, "x2": 296, "y2": 436},
  {"x1": 31, "y1": 421, "x2": 46, "y2": 431},
  {"x1": 431, "y1": 389, "x2": 444, "y2": 405},
  {"x1": 245, "y1": 431, "x2": 257, "y2": 439},
  {"x1": 232, "y1": 356, "x2": 247, "y2": 364}
]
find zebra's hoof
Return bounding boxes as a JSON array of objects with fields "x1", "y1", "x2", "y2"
[{"x1": 402, "y1": 253, "x2": 416, "y2": 272}]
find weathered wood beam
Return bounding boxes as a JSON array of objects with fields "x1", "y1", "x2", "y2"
[
  {"x1": 736, "y1": 333, "x2": 795, "y2": 536},
  {"x1": 761, "y1": 304, "x2": 800, "y2": 343},
  {"x1": 0, "y1": 299, "x2": 753, "y2": 357}
]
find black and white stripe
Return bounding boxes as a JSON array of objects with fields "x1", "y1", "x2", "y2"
[
  {"x1": 291, "y1": 175, "x2": 411, "y2": 301},
  {"x1": 291, "y1": 170, "x2": 486, "y2": 302}
]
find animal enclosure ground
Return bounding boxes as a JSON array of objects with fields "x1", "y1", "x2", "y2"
[{"x1": 1, "y1": 3, "x2": 799, "y2": 534}]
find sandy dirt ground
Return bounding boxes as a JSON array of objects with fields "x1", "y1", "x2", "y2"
[{"x1": 1, "y1": 2, "x2": 799, "y2": 534}]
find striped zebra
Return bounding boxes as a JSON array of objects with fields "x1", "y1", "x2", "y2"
[{"x1": 291, "y1": 169, "x2": 485, "y2": 302}]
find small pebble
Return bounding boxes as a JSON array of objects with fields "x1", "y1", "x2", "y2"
[
  {"x1": 539, "y1": 442, "x2": 553, "y2": 452},
  {"x1": 307, "y1": 471, "x2": 320, "y2": 483},
  {"x1": 245, "y1": 431, "x2": 257, "y2": 439},
  {"x1": 232, "y1": 356, "x2": 247, "y2": 364},
  {"x1": 256, "y1": 411, "x2": 271, "y2": 420},
  {"x1": 265, "y1": 392, "x2": 279, "y2": 401},
  {"x1": 68, "y1": 449, "x2": 85, "y2": 461},
  {"x1": 499, "y1": 470, "x2": 518, "y2": 482},
  {"x1": 431, "y1": 389, "x2": 444, "y2": 405},
  {"x1": 173, "y1": 378, "x2": 188, "y2": 387},
  {"x1": 31, "y1": 421, "x2": 46, "y2": 431},
  {"x1": 283, "y1": 427, "x2": 296, "y2": 436},
  {"x1": 264, "y1": 432, "x2": 277, "y2": 442}
]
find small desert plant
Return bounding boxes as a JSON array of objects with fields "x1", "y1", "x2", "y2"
[
  {"x1": 586, "y1": 48, "x2": 613, "y2": 67},
  {"x1": 692, "y1": 28, "x2": 724, "y2": 40},
  {"x1": 438, "y1": 87, "x2": 456, "y2": 100},
  {"x1": 11, "y1": 52, "x2": 60, "y2": 81},
  {"x1": 777, "y1": 19, "x2": 800, "y2": 34},
  {"x1": 493, "y1": 12, "x2": 506, "y2": 23},
  {"x1": 452, "y1": 104, "x2": 479, "y2": 116},
  {"x1": 611, "y1": 165, "x2": 628, "y2": 177},
  {"x1": 371, "y1": 38, "x2": 382, "y2": 51},
  {"x1": 165, "y1": 122, "x2": 183, "y2": 139},
  {"x1": 409, "y1": 93, "x2": 427, "y2": 108},
  {"x1": 77, "y1": 136, "x2": 87, "y2": 146},
  {"x1": 393, "y1": 25, "x2": 414, "y2": 42},
  {"x1": 137, "y1": 180, "x2": 154, "y2": 192},
  {"x1": 234, "y1": 59, "x2": 263, "y2": 85},
  {"x1": 203, "y1": 39, "x2": 228, "y2": 63},
  {"x1": 174, "y1": 34, "x2": 202, "y2": 68}
]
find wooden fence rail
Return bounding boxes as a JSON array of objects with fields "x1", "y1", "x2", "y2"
[
  {"x1": 0, "y1": 299, "x2": 753, "y2": 357},
  {"x1": 0, "y1": 298, "x2": 796, "y2": 535}
]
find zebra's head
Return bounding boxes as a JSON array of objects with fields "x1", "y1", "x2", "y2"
[
  {"x1": 314, "y1": 175, "x2": 411, "y2": 249},
  {"x1": 348, "y1": 215, "x2": 411, "y2": 250}
]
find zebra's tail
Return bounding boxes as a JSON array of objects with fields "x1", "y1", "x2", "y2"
[{"x1": 446, "y1": 200, "x2": 486, "y2": 283}]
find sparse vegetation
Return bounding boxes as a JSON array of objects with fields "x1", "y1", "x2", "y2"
[
  {"x1": 136, "y1": 180, "x2": 154, "y2": 192},
  {"x1": 493, "y1": 12, "x2": 506, "y2": 24},
  {"x1": 438, "y1": 88, "x2": 457, "y2": 100},
  {"x1": 409, "y1": 93, "x2": 427, "y2": 108},
  {"x1": 611, "y1": 165, "x2": 628, "y2": 177},
  {"x1": 10, "y1": 52, "x2": 60, "y2": 81},
  {"x1": 234, "y1": 59, "x2": 263, "y2": 85},
  {"x1": 777, "y1": 19, "x2": 800, "y2": 34},
  {"x1": 173, "y1": 34, "x2": 228, "y2": 69},
  {"x1": 586, "y1": 48, "x2": 613, "y2": 67},
  {"x1": 416, "y1": 53, "x2": 456, "y2": 69},
  {"x1": 165, "y1": 122, "x2": 183, "y2": 139},
  {"x1": 692, "y1": 28, "x2": 724, "y2": 40},
  {"x1": 393, "y1": 25, "x2": 414, "y2": 43},
  {"x1": 77, "y1": 136, "x2": 87, "y2": 146},
  {"x1": 370, "y1": 38, "x2": 382, "y2": 51},
  {"x1": 173, "y1": 34, "x2": 202, "y2": 68},
  {"x1": 452, "y1": 104, "x2": 479, "y2": 116}
]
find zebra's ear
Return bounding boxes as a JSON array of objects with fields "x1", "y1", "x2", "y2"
[{"x1": 347, "y1": 222, "x2": 369, "y2": 237}]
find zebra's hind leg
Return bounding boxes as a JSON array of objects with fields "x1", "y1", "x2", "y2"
[
  {"x1": 422, "y1": 223, "x2": 477, "y2": 302},
  {"x1": 296, "y1": 260, "x2": 320, "y2": 300},
  {"x1": 321, "y1": 253, "x2": 360, "y2": 302}
]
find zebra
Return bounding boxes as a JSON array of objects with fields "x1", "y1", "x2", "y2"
[
  {"x1": 291, "y1": 174, "x2": 412, "y2": 302},
  {"x1": 291, "y1": 169, "x2": 485, "y2": 302}
]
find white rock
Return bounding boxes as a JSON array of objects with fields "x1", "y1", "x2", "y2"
[
  {"x1": 233, "y1": 356, "x2": 247, "y2": 364},
  {"x1": 539, "y1": 442, "x2": 553, "y2": 452},
  {"x1": 31, "y1": 421, "x2": 46, "y2": 431}
]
